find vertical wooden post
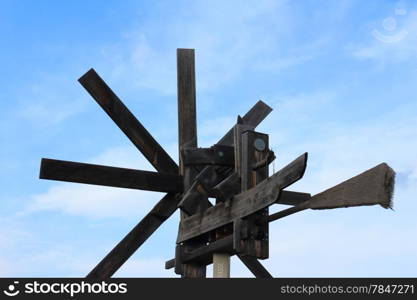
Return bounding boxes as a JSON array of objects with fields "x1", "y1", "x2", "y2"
[
  {"x1": 176, "y1": 48, "x2": 206, "y2": 278},
  {"x1": 213, "y1": 253, "x2": 230, "y2": 278},
  {"x1": 234, "y1": 130, "x2": 269, "y2": 259}
]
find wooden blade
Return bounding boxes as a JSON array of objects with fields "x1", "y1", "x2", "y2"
[
  {"x1": 308, "y1": 162, "x2": 395, "y2": 210},
  {"x1": 40, "y1": 158, "x2": 183, "y2": 193},
  {"x1": 237, "y1": 255, "x2": 273, "y2": 278},
  {"x1": 87, "y1": 99, "x2": 273, "y2": 278},
  {"x1": 78, "y1": 69, "x2": 178, "y2": 175},
  {"x1": 268, "y1": 163, "x2": 395, "y2": 222},
  {"x1": 87, "y1": 192, "x2": 178, "y2": 279},
  {"x1": 177, "y1": 153, "x2": 308, "y2": 243}
]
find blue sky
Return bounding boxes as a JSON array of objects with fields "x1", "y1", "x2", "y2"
[{"x1": 1, "y1": 0, "x2": 416, "y2": 277}]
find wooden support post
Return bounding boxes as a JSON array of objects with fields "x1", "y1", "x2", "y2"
[{"x1": 176, "y1": 48, "x2": 207, "y2": 278}]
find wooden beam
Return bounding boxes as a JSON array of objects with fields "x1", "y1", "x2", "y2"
[
  {"x1": 78, "y1": 68, "x2": 178, "y2": 175},
  {"x1": 40, "y1": 158, "x2": 183, "y2": 193},
  {"x1": 237, "y1": 255, "x2": 273, "y2": 278},
  {"x1": 176, "y1": 48, "x2": 206, "y2": 278},
  {"x1": 276, "y1": 190, "x2": 311, "y2": 205},
  {"x1": 87, "y1": 193, "x2": 178, "y2": 279},
  {"x1": 182, "y1": 145, "x2": 234, "y2": 167},
  {"x1": 268, "y1": 163, "x2": 395, "y2": 222},
  {"x1": 177, "y1": 153, "x2": 308, "y2": 243}
]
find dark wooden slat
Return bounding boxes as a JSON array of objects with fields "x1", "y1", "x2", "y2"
[
  {"x1": 178, "y1": 153, "x2": 308, "y2": 242},
  {"x1": 237, "y1": 255, "x2": 273, "y2": 278},
  {"x1": 235, "y1": 130, "x2": 269, "y2": 259},
  {"x1": 78, "y1": 69, "x2": 178, "y2": 175},
  {"x1": 176, "y1": 48, "x2": 206, "y2": 278},
  {"x1": 166, "y1": 236, "x2": 234, "y2": 268},
  {"x1": 182, "y1": 145, "x2": 234, "y2": 167},
  {"x1": 276, "y1": 190, "x2": 311, "y2": 205},
  {"x1": 165, "y1": 259, "x2": 176, "y2": 270},
  {"x1": 40, "y1": 158, "x2": 183, "y2": 193},
  {"x1": 87, "y1": 193, "x2": 178, "y2": 279}
]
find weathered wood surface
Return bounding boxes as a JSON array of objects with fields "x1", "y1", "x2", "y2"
[
  {"x1": 268, "y1": 163, "x2": 395, "y2": 222},
  {"x1": 217, "y1": 101, "x2": 272, "y2": 146},
  {"x1": 235, "y1": 130, "x2": 269, "y2": 259},
  {"x1": 308, "y1": 162, "x2": 395, "y2": 209},
  {"x1": 182, "y1": 145, "x2": 234, "y2": 167},
  {"x1": 85, "y1": 97, "x2": 272, "y2": 278},
  {"x1": 237, "y1": 255, "x2": 273, "y2": 278},
  {"x1": 178, "y1": 153, "x2": 308, "y2": 242},
  {"x1": 178, "y1": 101, "x2": 273, "y2": 215},
  {"x1": 40, "y1": 158, "x2": 183, "y2": 193},
  {"x1": 276, "y1": 190, "x2": 311, "y2": 205},
  {"x1": 78, "y1": 68, "x2": 178, "y2": 175},
  {"x1": 176, "y1": 48, "x2": 207, "y2": 278},
  {"x1": 87, "y1": 193, "x2": 178, "y2": 278},
  {"x1": 212, "y1": 172, "x2": 241, "y2": 202},
  {"x1": 166, "y1": 236, "x2": 234, "y2": 268}
]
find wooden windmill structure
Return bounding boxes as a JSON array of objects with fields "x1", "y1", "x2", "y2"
[{"x1": 39, "y1": 48, "x2": 395, "y2": 278}]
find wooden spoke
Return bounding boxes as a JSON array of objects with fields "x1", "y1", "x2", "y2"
[
  {"x1": 40, "y1": 158, "x2": 183, "y2": 193},
  {"x1": 78, "y1": 69, "x2": 178, "y2": 175}
]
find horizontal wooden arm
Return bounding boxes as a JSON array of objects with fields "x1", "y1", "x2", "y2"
[{"x1": 40, "y1": 158, "x2": 183, "y2": 193}]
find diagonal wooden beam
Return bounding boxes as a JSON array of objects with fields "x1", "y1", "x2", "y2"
[
  {"x1": 237, "y1": 255, "x2": 273, "y2": 278},
  {"x1": 78, "y1": 69, "x2": 178, "y2": 175},
  {"x1": 86, "y1": 100, "x2": 273, "y2": 279},
  {"x1": 40, "y1": 158, "x2": 183, "y2": 193}
]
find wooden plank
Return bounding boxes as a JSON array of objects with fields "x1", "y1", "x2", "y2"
[
  {"x1": 182, "y1": 145, "x2": 234, "y2": 167},
  {"x1": 217, "y1": 101, "x2": 272, "y2": 146},
  {"x1": 277, "y1": 190, "x2": 311, "y2": 205},
  {"x1": 237, "y1": 255, "x2": 273, "y2": 278},
  {"x1": 235, "y1": 131, "x2": 269, "y2": 259},
  {"x1": 40, "y1": 158, "x2": 183, "y2": 193},
  {"x1": 268, "y1": 163, "x2": 395, "y2": 222},
  {"x1": 176, "y1": 48, "x2": 206, "y2": 278},
  {"x1": 165, "y1": 258, "x2": 175, "y2": 270},
  {"x1": 78, "y1": 69, "x2": 178, "y2": 175},
  {"x1": 178, "y1": 153, "x2": 308, "y2": 242},
  {"x1": 212, "y1": 172, "x2": 241, "y2": 202},
  {"x1": 87, "y1": 193, "x2": 178, "y2": 279}
]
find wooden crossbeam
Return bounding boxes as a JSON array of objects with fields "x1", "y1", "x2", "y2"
[
  {"x1": 177, "y1": 153, "x2": 308, "y2": 243},
  {"x1": 182, "y1": 145, "x2": 234, "y2": 167},
  {"x1": 78, "y1": 69, "x2": 178, "y2": 175},
  {"x1": 86, "y1": 99, "x2": 274, "y2": 279},
  {"x1": 40, "y1": 158, "x2": 183, "y2": 193}
]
